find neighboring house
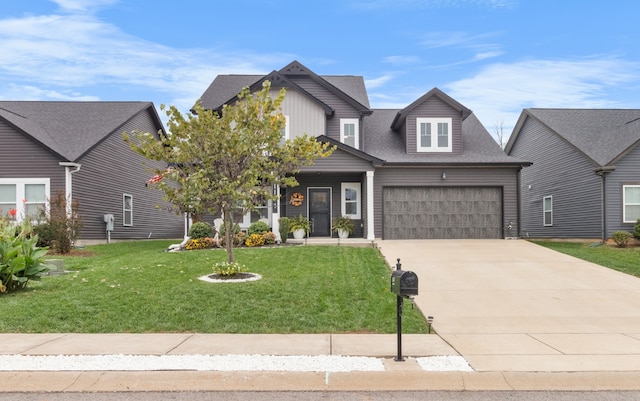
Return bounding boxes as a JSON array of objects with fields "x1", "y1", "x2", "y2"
[
  {"x1": 505, "y1": 108, "x2": 640, "y2": 241},
  {"x1": 0, "y1": 101, "x2": 184, "y2": 243},
  {"x1": 199, "y1": 60, "x2": 530, "y2": 239}
]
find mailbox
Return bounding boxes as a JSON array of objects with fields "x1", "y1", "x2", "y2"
[{"x1": 390, "y1": 270, "x2": 418, "y2": 297}]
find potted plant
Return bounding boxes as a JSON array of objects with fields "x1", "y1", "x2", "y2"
[
  {"x1": 289, "y1": 214, "x2": 311, "y2": 239},
  {"x1": 332, "y1": 216, "x2": 355, "y2": 239}
]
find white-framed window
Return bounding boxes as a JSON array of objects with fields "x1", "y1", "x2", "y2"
[
  {"x1": 123, "y1": 194, "x2": 133, "y2": 226},
  {"x1": 0, "y1": 178, "x2": 50, "y2": 221},
  {"x1": 623, "y1": 185, "x2": 640, "y2": 223},
  {"x1": 543, "y1": 195, "x2": 553, "y2": 226},
  {"x1": 341, "y1": 118, "x2": 359, "y2": 149},
  {"x1": 280, "y1": 115, "x2": 290, "y2": 141},
  {"x1": 416, "y1": 118, "x2": 452, "y2": 152},
  {"x1": 341, "y1": 182, "x2": 361, "y2": 219}
]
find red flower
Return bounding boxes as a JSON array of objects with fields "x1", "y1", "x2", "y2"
[{"x1": 8, "y1": 208, "x2": 17, "y2": 217}]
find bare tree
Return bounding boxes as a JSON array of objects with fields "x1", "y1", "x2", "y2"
[{"x1": 494, "y1": 121, "x2": 506, "y2": 150}]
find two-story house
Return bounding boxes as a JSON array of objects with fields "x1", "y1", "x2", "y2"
[{"x1": 199, "y1": 61, "x2": 530, "y2": 240}]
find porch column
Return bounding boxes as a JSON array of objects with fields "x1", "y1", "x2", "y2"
[
  {"x1": 366, "y1": 170, "x2": 375, "y2": 240},
  {"x1": 272, "y1": 184, "x2": 281, "y2": 243}
]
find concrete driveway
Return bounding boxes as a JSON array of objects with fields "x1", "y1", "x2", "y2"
[{"x1": 376, "y1": 239, "x2": 640, "y2": 372}]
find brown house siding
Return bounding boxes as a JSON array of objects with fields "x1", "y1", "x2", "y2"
[
  {"x1": 374, "y1": 167, "x2": 520, "y2": 239},
  {"x1": 73, "y1": 108, "x2": 183, "y2": 240}
]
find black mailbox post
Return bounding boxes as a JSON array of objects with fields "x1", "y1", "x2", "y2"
[{"x1": 390, "y1": 258, "x2": 419, "y2": 362}]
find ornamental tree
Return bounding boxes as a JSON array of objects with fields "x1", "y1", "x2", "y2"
[{"x1": 124, "y1": 81, "x2": 334, "y2": 262}]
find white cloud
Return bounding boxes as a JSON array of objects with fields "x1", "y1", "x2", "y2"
[
  {"x1": 445, "y1": 57, "x2": 639, "y2": 135},
  {"x1": 365, "y1": 74, "x2": 395, "y2": 89},
  {"x1": 52, "y1": 0, "x2": 119, "y2": 13}
]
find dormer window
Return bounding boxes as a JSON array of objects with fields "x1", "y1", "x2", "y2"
[
  {"x1": 417, "y1": 118, "x2": 452, "y2": 152},
  {"x1": 341, "y1": 118, "x2": 359, "y2": 149}
]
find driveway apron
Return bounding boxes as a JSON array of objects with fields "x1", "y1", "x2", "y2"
[{"x1": 375, "y1": 239, "x2": 640, "y2": 372}]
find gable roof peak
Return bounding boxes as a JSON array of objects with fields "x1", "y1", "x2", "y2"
[{"x1": 391, "y1": 87, "x2": 472, "y2": 130}]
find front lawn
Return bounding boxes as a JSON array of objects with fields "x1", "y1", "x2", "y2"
[
  {"x1": 0, "y1": 241, "x2": 428, "y2": 334},
  {"x1": 531, "y1": 240, "x2": 640, "y2": 277}
]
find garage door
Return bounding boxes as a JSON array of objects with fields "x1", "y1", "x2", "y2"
[{"x1": 383, "y1": 187, "x2": 503, "y2": 239}]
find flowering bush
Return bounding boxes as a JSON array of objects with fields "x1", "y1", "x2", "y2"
[
  {"x1": 185, "y1": 237, "x2": 216, "y2": 250},
  {"x1": 262, "y1": 231, "x2": 276, "y2": 245},
  {"x1": 212, "y1": 261, "x2": 246, "y2": 276},
  {"x1": 245, "y1": 233, "x2": 265, "y2": 247}
]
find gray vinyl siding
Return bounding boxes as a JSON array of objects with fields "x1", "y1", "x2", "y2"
[
  {"x1": 374, "y1": 167, "x2": 520, "y2": 239},
  {"x1": 605, "y1": 144, "x2": 640, "y2": 235},
  {"x1": 285, "y1": 172, "x2": 365, "y2": 238},
  {"x1": 509, "y1": 117, "x2": 602, "y2": 238},
  {"x1": 299, "y1": 148, "x2": 374, "y2": 173},
  {"x1": 74, "y1": 108, "x2": 183, "y2": 240},
  {"x1": 0, "y1": 119, "x2": 66, "y2": 196},
  {"x1": 405, "y1": 97, "x2": 463, "y2": 155},
  {"x1": 277, "y1": 89, "x2": 326, "y2": 138},
  {"x1": 289, "y1": 76, "x2": 363, "y2": 147}
]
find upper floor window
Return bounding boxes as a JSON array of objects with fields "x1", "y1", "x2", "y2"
[
  {"x1": 543, "y1": 195, "x2": 553, "y2": 226},
  {"x1": 623, "y1": 185, "x2": 640, "y2": 223},
  {"x1": 280, "y1": 115, "x2": 290, "y2": 141},
  {"x1": 0, "y1": 178, "x2": 49, "y2": 221},
  {"x1": 416, "y1": 118, "x2": 452, "y2": 152},
  {"x1": 341, "y1": 119, "x2": 359, "y2": 149}
]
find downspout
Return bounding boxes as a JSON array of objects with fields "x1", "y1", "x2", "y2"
[
  {"x1": 595, "y1": 166, "x2": 615, "y2": 244},
  {"x1": 59, "y1": 162, "x2": 81, "y2": 216}
]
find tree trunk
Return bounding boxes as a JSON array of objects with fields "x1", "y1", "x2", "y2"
[{"x1": 222, "y1": 208, "x2": 235, "y2": 263}]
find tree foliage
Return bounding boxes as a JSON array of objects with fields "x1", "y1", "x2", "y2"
[{"x1": 124, "y1": 81, "x2": 334, "y2": 262}]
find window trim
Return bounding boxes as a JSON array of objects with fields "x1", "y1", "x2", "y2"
[
  {"x1": 340, "y1": 118, "x2": 359, "y2": 149},
  {"x1": 416, "y1": 117, "x2": 452, "y2": 152},
  {"x1": 0, "y1": 178, "x2": 50, "y2": 222},
  {"x1": 341, "y1": 182, "x2": 361, "y2": 219},
  {"x1": 543, "y1": 195, "x2": 553, "y2": 226},
  {"x1": 281, "y1": 115, "x2": 290, "y2": 141},
  {"x1": 123, "y1": 193, "x2": 133, "y2": 226},
  {"x1": 623, "y1": 185, "x2": 640, "y2": 223}
]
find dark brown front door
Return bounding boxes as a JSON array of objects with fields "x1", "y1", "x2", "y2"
[{"x1": 309, "y1": 188, "x2": 331, "y2": 236}]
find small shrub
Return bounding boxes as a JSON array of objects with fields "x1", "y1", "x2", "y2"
[
  {"x1": 185, "y1": 237, "x2": 216, "y2": 250},
  {"x1": 212, "y1": 261, "x2": 246, "y2": 276},
  {"x1": 248, "y1": 221, "x2": 270, "y2": 235},
  {"x1": 634, "y1": 218, "x2": 640, "y2": 240},
  {"x1": 0, "y1": 220, "x2": 50, "y2": 293},
  {"x1": 188, "y1": 222, "x2": 213, "y2": 239},
  {"x1": 219, "y1": 222, "x2": 240, "y2": 237},
  {"x1": 611, "y1": 231, "x2": 632, "y2": 248},
  {"x1": 278, "y1": 217, "x2": 289, "y2": 243},
  {"x1": 221, "y1": 231, "x2": 246, "y2": 247},
  {"x1": 245, "y1": 233, "x2": 265, "y2": 247},
  {"x1": 262, "y1": 231, "x2": 276, "y2": 245},
  {"x1": 34, "y1": 191, "x2": 82, "y2": 254}
]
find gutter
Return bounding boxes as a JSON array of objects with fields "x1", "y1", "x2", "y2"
[
  {"x1": 594, "y1": 165, "x2": 616, "y2": 244},
  {"x1": 59, "y1": 162, "x2": 81, "y2": 214}
]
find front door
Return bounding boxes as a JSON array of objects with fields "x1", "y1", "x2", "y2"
[{"x1": 309, "y1": 188, "x2": 331, "y2": 236}]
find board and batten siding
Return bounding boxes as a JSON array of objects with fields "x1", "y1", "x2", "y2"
[
  {"x1": 604, "y1": 143, "x2": 640, "y2": 236},
  {"x1": 276, "y1": 89, "x2": 326, "y2": 139},
  {"x1": 0, "y1": 119, "x2": 66, "y2": 197},
  {"x1": 405, "y1": 97, "x2": 463, "y2": 155},
  {"x1": 509, "y1": 117, "x2": 602, "y2": 238},
  {"x1": 73, "y1": 108, "x2": 183, "y2": 241},
  {"x1": 374, "y1": 167, "x2": 520, "y2": 239},
  {"x1": 299, "y1": 148, "x2": 374, "y2": 173},
  {"x1": 289, "y1": 76, "x2": 364, "y2": 147}
]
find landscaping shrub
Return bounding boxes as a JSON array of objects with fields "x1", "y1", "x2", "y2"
[
  {"x1": 634, "y1": 218, "x2": 640, "y2": 240},
  {"x1": 245, "y1": 233, "x2": 265, "y2": 247},
  {"x1": 34, "y1": 191, "x2": 82, "y2": 254},
  {"x1": 262, "y1": 231, "x2": 276, "y2": 245},
  {"x1": 220, "y1": 231, "x2": 246, "y2": 247},
  {"x1": 185, "y1": 237, "x2": 216, "y2": 250},
  {"x1": 219, "y1": 222, "x2": 240, "y2": 237},
  {"x1": 0, "y1": 220, "x2": 50, "y2": 293},
  {"x1": 211, "y1": 261, "x2": 246, "y2": 276},
  {"x1": 278, "y1": 217, "x2": 290, "y2": 243},
  {"x1": 248, "y1": 221, "x2": 269, "y2": 235},
  {"x1": 611, "y1": 231, "x2": 632, "y2": 248},
  {"x1": 188, "y1": 221, "x2": 213, "y2": 239}
]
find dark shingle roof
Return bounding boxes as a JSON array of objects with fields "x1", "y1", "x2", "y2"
[
  {"x1": 0, "y1": 101, "x2": 155, "y2": 161},
  {"x1": 365, "y1": 109, "x2": 527, "y2": 165},
  {"x1": 518, "y1": 109, "x2": 640, "y2": 166}
]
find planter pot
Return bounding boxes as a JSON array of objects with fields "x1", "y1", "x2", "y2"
[
  {"x1": 292, "y1": 229, "x2": 306, "y2": 239},
  {"x1": 337, "y1": 229, "x2": 350, "y2": 239}
]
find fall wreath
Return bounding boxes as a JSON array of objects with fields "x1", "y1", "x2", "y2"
[{"x1": 289, "y1": 192, "x2": 304, "y2": 207}]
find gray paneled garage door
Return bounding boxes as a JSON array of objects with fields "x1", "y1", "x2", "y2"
[{"x1": 383, "y1": 187, "x2": 503, "y2": 239}]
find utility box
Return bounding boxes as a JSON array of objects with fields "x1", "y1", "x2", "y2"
[
  {"x1": 103, "y1": 214, "x2": 114, "y2": 231},
  {"x1": 390, "y1": 270, "x2": 419, "y2": 297}
]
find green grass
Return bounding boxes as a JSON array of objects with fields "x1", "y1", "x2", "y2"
[
  {"x1": 531, "y1": 240, "x2": 640, "y2": 277},
  {"x1": 0, "y1": 241, "x2": 429, "y2": 334}
]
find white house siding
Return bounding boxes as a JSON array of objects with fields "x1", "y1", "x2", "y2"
[{"x1": 509, "y1": 117, "x2": 602, "y2": 238}]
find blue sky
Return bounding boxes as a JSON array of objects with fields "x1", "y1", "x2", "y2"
[{"x1": 1, "y1": 0, "x2": 639, "y2": 140}]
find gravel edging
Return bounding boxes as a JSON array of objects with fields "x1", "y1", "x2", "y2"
[{"x1": 0, "y1": 354, "x2": 473, "y2": 372}]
